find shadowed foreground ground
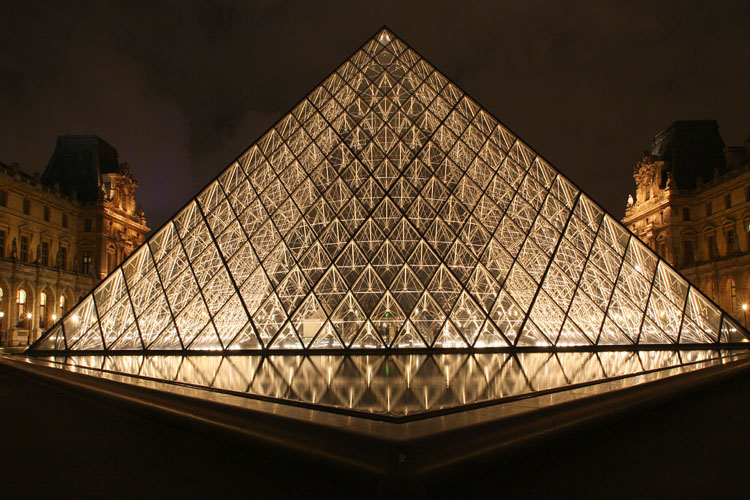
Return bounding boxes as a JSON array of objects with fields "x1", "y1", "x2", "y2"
[{"x1": 1, "y1": 361, "x2": 748, "y2": 499}]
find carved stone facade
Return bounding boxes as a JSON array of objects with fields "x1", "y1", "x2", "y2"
[
  {"x1": 623, "y1": 121, "x2": 750, "y2": 328},
  {"x1": 0, "y1": 135, "x2": 149, "y2": 345}
]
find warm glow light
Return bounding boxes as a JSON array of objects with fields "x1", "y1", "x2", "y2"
[
  {"x1": 24, "y1": 28, "x2": 750, "y2": 354},
  {"x1": 26, "y1": 312, "x2": 32, "y2": 319},
  {"x1": 0, "y1": 312, "x2": 4, "y2": 318}
]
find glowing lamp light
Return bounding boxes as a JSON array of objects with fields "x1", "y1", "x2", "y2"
[
  {"x1": 71, "y1": 315, "x2": 80, "y2": 324},
  {"x1": 52, "y1": 314, "x2": 58, "y2": 321},
  {"x1": 26, "y1": 312, "x2": 33, "y2": 319},
  {"x1": 0, "y1": 311, "x2": 4, "y2": 318},
  {"x1": 743, "y1": 304, "x2": 748, "y2": 311}
]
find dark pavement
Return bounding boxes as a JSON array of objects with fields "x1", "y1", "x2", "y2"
[{"x1": 1, "y1": 361, "x2": 749, "y2": 499}]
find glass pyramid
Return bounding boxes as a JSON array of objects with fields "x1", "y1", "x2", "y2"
[{"x1": 29, "y1": 28, "x2": 750, "y2": 353}]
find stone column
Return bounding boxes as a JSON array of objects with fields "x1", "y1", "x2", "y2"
[
  {"x1": 31, "y1": 286, "x2": 40, "y2": 343},
  {"x1": 8, "y1": 282, "x2": 17, "y2": 346}
]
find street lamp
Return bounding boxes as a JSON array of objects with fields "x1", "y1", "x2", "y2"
[
  {"x1": 25, "y1": 312, "x2": 32, "y2": 345},
  {"x1": 743, "y1": 303, "x2": 748, "y2": 329}
]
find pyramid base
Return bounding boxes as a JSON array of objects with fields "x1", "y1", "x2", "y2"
[{"x1": 2, "y1": 350, "x2": 749, "y2": 479}]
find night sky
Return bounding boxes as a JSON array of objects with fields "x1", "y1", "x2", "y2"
[{"x1": 2, "y1": 0, "x2": 748, "y2": 232}]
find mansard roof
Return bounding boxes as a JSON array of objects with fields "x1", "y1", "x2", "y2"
[{"x1": 41, "y1": 134, "x2": 121, "y2": 202}]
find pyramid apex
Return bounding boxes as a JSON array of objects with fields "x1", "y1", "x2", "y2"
[{"x1": 376, "y1": 27, "x2": 393, "y2": 44}]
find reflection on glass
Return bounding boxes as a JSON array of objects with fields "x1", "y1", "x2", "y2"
[{"x1": 46, "y1": 350, "x2": 731, "y2": 418}]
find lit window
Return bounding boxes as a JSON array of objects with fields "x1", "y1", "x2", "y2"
[
  {"x1": 40, "y1": 292, "x2": 47, "y2": 328},
  {"x1": 82, "y1": 251, "x2": 92, "y2": 274},
  {"x1": 17, "y1": 289, "x2": 27, "y2": 321}
]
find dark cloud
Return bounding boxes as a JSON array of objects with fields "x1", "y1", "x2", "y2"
[{"x1": 1, "y1": 0, "x2": 748, "y2": 230}]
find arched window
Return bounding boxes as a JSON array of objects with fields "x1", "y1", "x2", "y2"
[
  {"x1": 59, "y1": 295, "x2": 66, "y2": 313},
  {"x1": 17, "y1": 289, "x2": 27, "y2": 320},
  {"x1": 40, "y1": 292, "x2": 47, "y2": 329}
]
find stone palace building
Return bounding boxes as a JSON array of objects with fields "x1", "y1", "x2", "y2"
[
  {"x1": 623, "y1": 121, "x2": 750, "y2": 328},
  {"x1": 0, "y1": 135, "x2": 149, "y2": 345}
]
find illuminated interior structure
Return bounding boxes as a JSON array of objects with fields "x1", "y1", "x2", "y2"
[{"x1": 28, "y1": 28, "x2": 750, "y2": 353}]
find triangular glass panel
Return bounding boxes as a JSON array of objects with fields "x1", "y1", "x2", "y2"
[
  {"x1": 292, "y1": 294, "x2": 327, "y2": 347},
  {"x1": 371, "y1": 240, "x2": 404, "y2": 286},
  {"x1": 72, "y1": 325, "x2": 104, "y2": 351},
  {"x1": 473, "y1": 321, "x2": 509, "y2": 348},
  {"x1": 268, "y1": 322, "x2": 304, "y2": 349},
  {"x1": 410, "y1": 292, "x2": 446, "y2": 347},
  {"x1": 371, "y1": 292, "x2": 407, "y2": 347},
  {"x1": 351, "y1": 322, "x2": 387, "y2": 349},
  {"x1": 330, "y1": 293, "x2": 366, "y2": 347},
  {"x1": 449, "y1": 292, "x2": 484, "y2": 345},
  {"x1": 227, "y1": 322, "x2": 262, "y2": 350},
  {"x1": 721, "y1": 316, "x2": 749, "y2": 343},
  {"x1": 150, "y1": 323, "x2": 182, "y2": 350},
  {"x1": 433, "y1": 320, "x2": 469, "y2": 348},
  {"x1": 392, "y1": 320, "x2": 427, "y2": 348},
  {"x1": 188, "y1": 322, "x2": 223, "y2": 351},
  {"x1": 310, "y1": 321, "x2": 345, "y2": 349}
]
